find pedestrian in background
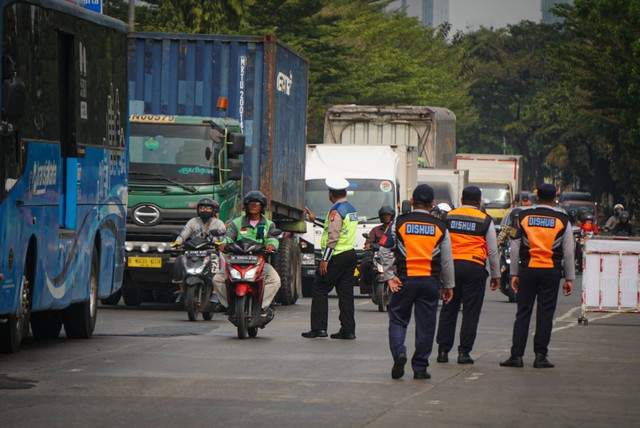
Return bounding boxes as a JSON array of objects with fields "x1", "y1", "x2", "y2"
[
  {"x1": 436, "y1": 186, "x2": 501, "y2": 365},
  {"x1": 501, "y1": 183, "x2": 574, "y2": 369},
  {"x1": 302, "y1": 178, "x2": 358, "y2": 340},
  {"x1": 381, "y1": 184, "x2": 455, "y2": 380}
]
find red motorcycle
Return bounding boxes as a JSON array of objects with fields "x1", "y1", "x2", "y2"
[{"x1": 223, "y1": 238, "x2": 276, "y2": 339}]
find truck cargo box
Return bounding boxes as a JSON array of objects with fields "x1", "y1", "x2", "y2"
[
  {"x1": 127, "y1": 33, "x2": 309, "y2": 222},
  {"x1": 323, "y1": 105, "x2": 456, "y2": 169}
]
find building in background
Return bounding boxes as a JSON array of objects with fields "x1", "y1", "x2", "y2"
[
  {"x1": 388, "y1": 0, "x2": 450, "y2": 28},
  {"x1": 541, "y1": 0, "x2": 571, "y2": 24}
]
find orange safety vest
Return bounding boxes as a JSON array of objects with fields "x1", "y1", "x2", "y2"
[
  {"x1": 445, "y1": 206, "x2": 492, "y2": 266},
  {"x1": 517, "y1": 207, "x2": 569, "y2": 269},
  {"x1": 394, "y1": 211, "x2": 447, "y2": 277}
]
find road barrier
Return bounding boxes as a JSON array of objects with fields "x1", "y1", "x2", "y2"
[{"x1": 579, "y1": 237, "x2": 640, "y2": 325}]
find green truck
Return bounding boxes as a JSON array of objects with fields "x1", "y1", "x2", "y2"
[{"x1": 109, "y1": 33, "x2": 309, "y2": 307}]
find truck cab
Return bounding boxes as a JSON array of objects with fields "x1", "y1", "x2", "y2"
[{"x1": 122, "y1": 114, "x2": 244, "y2": 305}]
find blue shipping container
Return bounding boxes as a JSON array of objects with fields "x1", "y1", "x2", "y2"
[{"x1": 127, "y1": 33, "x2": 309, "y2": 221}]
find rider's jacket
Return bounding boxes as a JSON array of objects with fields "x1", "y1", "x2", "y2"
[
  {"x1": 176, "y1": 217, "x2": 226, "y2": 244},
  {"x1": 223, "y1": 216, "x2": 279, "y2": 250}
]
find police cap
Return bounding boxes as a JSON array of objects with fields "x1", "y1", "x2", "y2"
[{"x1": 325, "y1": 177, "x2": 350, "y2": 191}]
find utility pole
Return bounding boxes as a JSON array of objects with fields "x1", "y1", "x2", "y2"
[{"x1": 128, "y1": 0, "x2": 135, "y2": 32}]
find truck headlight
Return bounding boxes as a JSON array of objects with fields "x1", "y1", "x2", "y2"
[
  {"x1": 157, "y1": 243, "x2": 167, "y2": 253},
  {"x1": 302, "y1": 253, "x2": 316, "y2": 266},
  {"x1": 141, "y1": 244, "x2": 150, "y2": 253},
  {"x1": 125, "y1": 242, "x2": 134, "y2": 252}
]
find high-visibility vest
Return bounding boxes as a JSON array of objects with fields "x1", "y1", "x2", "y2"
[{"x1": 445, "y1": 206, "x2": 492, "y2": 266}]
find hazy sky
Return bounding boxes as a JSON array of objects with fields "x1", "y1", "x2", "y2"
[{"x1": 449, "y1": 0, "x2": 541, "y2": 33}]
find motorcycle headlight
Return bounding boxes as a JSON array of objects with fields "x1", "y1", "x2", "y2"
[
  {"x1": 302, "y1": 253, "x2": 316, "y2": 266},
  {"x1": 230, "y1": 268, "x2": 242, "y2": 280},
  {"x1": 185, "y1": 256, "x2": 210, "y2": 275},
  {"x1": 243, "y1": 265, "x2": 260, "y2": 281}
]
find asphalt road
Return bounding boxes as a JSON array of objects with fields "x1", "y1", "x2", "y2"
[{"x1": 1, "y1": 275, "x2": 639, "y2": 427}]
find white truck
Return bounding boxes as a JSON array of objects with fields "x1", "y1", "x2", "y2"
[
  {"x1": 417, "y1": 168, "x2": 469, "y2": 208},
  {"x1": 299, "y1": 105, "x2": 456, "y2": 296},
  {"x1": 455, "y1": 154, "x2": 523, "y2": 222}
]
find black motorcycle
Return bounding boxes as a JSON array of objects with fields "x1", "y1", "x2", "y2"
[
  {"x1": 499, "y1": 244, "x2": 517, "y2": 303},
  {"x1": 362, "y1": 233, "x2": 391, "y2": 312},
  {"x1": 173, "y1": 233, "x2": 222, "y2": 321}
]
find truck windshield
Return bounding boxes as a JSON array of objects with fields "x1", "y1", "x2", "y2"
[
  {"x1": 305, "y1": 179, "x2": 395, "y2": 224},
  {"x1": 472, "y1": 182, "x2": 511, "y2": 209},
  {"x1": 129, "y1": 123, "x2": 221, "y2": 185}
]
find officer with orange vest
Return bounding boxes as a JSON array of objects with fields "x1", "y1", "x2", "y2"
[
  {"x1": 500, "y1": 183, "x2": 574, "y2": 369},
  {"x1": 436, "y1": 186, "x2": 501, "y2": 365},
  {"x1": 381, "y1": 184, "x2": 455, "y2": 380}
]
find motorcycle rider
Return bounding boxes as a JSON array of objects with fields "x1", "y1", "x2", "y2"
[
  {"x1": 213, "y1": 191, "x2": 281, "y2": 316},
  {"x1": 360, "y1": 205, "x2": 395, "y2": 294},
  {"x1": 172, "y1": 198, "x2": 226, "y2": 303},
  {"x1": 612, "y1": 211, "x2": 634, "y2": 236},
  {"x1": 604, "y1": 203, "x2": 625, "y2": 234}
]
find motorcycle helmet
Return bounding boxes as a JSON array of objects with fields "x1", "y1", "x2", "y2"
[
  {"x1": 583, "y1": 213, "x2": 594, "y2": 222},
  {"x1": 243, "y1": 190, "x2": 267, "y2": 213},
  {"x1": 378, "y1": 205, "x2": 395, "y2": 222},
  {"x1": 619, "y1": 211, "x2": 630, "y2": 220},
  {"x1": 614, "y1": 203, "x2": 624, "y2": 213},
  {"x1": 197, "y1": 198, "x2": 218, "y2": 221}
]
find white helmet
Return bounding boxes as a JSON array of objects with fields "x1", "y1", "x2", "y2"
[
  {"x1": 614, "y1": 203, "x2": 624, "y2": 212},
  {"x1": 437, "y1": 202, "x2": 452, "y2": 213}
]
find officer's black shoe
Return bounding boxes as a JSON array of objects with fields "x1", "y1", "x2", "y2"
[
  {"x1": 330, "y1": 331, "x2": 356, "y2": 340},
  {"x1": 499, "y1": 355, "x2": 524, "y2": 367},
  {"x1": 301, "y1": 330, "x2": 328, "y2": 339},
  {"x1": 413, "y1": 371, "x2": 431, "y2": 380},
  {"x1": 391, "y1": 353, "x2": 407, "y2": 379},
  {"x1": 533, "y1": 354, "x2": 555, "y2": 368},
  {"x1": 436, "y1": 350, "x2": 449, "y2": 363},
  {"x1": 458, "y1": 353, "x2": 474, "y2": 365}
]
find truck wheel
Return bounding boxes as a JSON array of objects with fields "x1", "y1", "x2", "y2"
[
  {"x1": 0, "y1": 273, "x2": 31, "y2": 353},
  {"x1": 64, "y1": 249, "x2": 99, "y2": 339},
  {"x1": 273, "y1": 237, "x2": 301, "y2": 305},
  {"x1": 100, "y1": 289, "x2": 121, "y2": 306},
  {"x1": 30, "y1": 311, "x2": 63, "y2": 339}
]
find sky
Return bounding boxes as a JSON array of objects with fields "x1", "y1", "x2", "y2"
[{"x1": 449, "y1": 0, "x2": 541, "y2": 33}]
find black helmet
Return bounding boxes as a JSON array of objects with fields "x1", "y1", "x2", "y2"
[
  {"x1": 619, "y1": 210, "x2": 630, "y2": 220},
  {"x1": 378, "y1": 205, "x2": 395, "y2": 222},
  {"x1": 583, "y1": 213, "x2": 594, "y2": 221},
  {"x1": 197, "y1": 197, "x2": 218, "y2": 221},
  {"x1": 243, "y1": 190, "x2": 267, "y2": 213}
]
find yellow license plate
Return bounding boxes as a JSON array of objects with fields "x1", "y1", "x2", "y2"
[{"x1": 128, "y1": 256, "x2": 162, "y2": 268}]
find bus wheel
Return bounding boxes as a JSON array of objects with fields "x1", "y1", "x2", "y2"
[
  {"x1": 30, "y1": 311, "x2": 63, "y2": 339},
  {"x1": 64, "y1": 249, "x2": 99, "y2": 339},
  {"x1": 0, "y1": 273, "x2": 31, "y2": 353}
]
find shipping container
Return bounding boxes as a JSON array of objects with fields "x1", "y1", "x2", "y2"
[{"x1": 127, "y1": 33, "x2": 309, "y2": 222}]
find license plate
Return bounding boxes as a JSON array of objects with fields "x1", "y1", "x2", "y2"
[
  {"x1": 128, "y1": 256, "x2": 162, "y2": 268},
  {"x1": 306, "y1": 269, "x2": 316, "y2": 276},
  {"x1": 229, "y1": 255, "x2": 258, "y2": 264}
]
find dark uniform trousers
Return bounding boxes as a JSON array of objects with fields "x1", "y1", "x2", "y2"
[
  {"x1": 511, "y1": 267, "x2": 562, "y2": 357},
  {"x1": 311, "y1": 249, "x2": 357, "y2": 334},
  {"x1": 436, "y1": 260, "x2": 488, "y2": 355},
  {"x1": 388, "y1": 275, "x2": 440, "y2": 374}
]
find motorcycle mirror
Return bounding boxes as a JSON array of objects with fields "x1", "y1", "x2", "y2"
[
  {"x1": 362, "y1": 232, "x2": 370, "y2": 239},
  {"x1": 209, "y1": 229, "x2": 226, "y2": 237},
  {"x1": 270, "y1": 228, "x2": 282, "y2": 237}
]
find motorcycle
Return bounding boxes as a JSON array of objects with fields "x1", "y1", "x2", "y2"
[
  {"x1": 369, "y1": 244, "x2": 391, "y2": 312},
  {"x1": 499, "y1": 243, "x2": 517, "y2": 303},
  {"x1": 362, "y1": 233, "x2": 391, "y2": 312},
  {"x1": 174, "y1": 232, "x2": 222, "y2": 321},
  {"x1": 222, "y1": 238, "x2": 277, "y2": 339}
]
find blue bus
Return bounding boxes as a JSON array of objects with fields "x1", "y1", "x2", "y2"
[{"x1": 0, "y1": 0, "x2": 128, "y2": 352}]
